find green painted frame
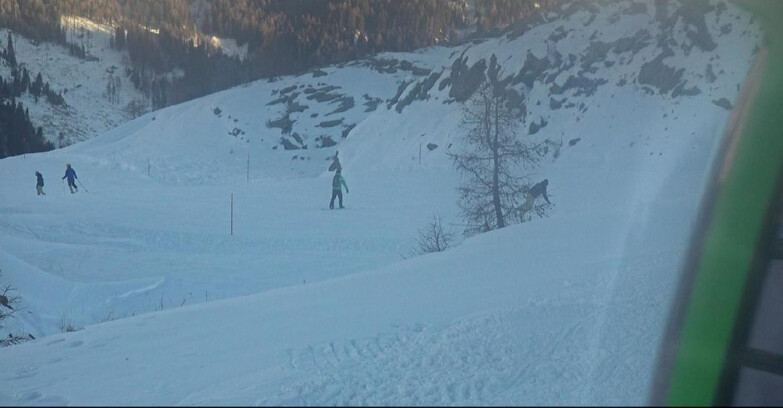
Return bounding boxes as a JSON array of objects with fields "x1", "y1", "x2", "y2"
[{"x1": 653, "y1": 1, "x2": 783, "y2": 405}]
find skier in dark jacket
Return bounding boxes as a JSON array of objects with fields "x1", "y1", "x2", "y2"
[
  {"x1": 521, "y1": 179, "x2": 551, "y2": 214},
  {"x1": 35, "y1": 171, "x2": 45, "y2": 196},
  {"x1": 62, "y1": 164, "x2": 78, "y2": 193},
  {"x1": 329, "y1": 169, "x2": 349, "y2": 209}
]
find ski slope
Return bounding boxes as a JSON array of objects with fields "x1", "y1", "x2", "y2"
[{"x1": 0, "y1": 1, "x2": 761, "y2": 405}]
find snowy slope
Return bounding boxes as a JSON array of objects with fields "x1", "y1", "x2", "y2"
[
  {"x1": 1, "y1": 15, "x2": 250, "y2": 147},
  {"x1": 0, "y1": 1, "x2": 762, "y2": 405},
  {"x1": 0, "y1": 18, "x2": 149, "y2": 147}
]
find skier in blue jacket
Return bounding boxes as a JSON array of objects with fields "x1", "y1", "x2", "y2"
[{"x1": 62, "y1": 164, "x2": 78, "y2": 193}]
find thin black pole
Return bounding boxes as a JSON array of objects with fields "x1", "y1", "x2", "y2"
[
  {"x1": 247, "y1": 153, "x2": 249, "y2": 183},
  {"x1": 230, "y1": 193, "x2": 234, "y2": 236}
]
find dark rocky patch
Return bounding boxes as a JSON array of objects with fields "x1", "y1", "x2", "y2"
[
  {"x1": 529, "y1": 117, "x2": 549, "y2": 135},
  {"x1": 342, "y1": 124, "x2": 356, "y2": 139},
  {"x1": 395, "y1": 71, "x2": 443, "y2": 112},
  {"x1": 279, "y1": 85, "x2": 297, "y2": 95},
  {"x1": 280, "y1": 137, "x2": 300, "y2": 150},
  {"x1": 318, "y1": 135, "x2": 337, "y2": 148},
  {"x1": 569, "y1": 138, "x2": 581, "y2": 146},
  {"x1": 418, "y1": 71, "x2": 443, "y2": 98},
  {"x1": 545, "y1": 70, "x2": 560, "y2": 84},
  {"x1": 427, "y1": 143, "x2": 438, "y2": 151},
  {"x1": 720, "y1": 23, "x2": 732, "y2": 35},
  {"x1": 306, "y1": 85, "x2": 342, "y2": 102},
  {"x1": 412, "y1": 67, "x2": 432, "y2": 76},
  {"x1": 287, "y1": 100, "x2": 308, "y2": 113},
  {"x1": 505, "y1": 89, "x2": 525, "y2": 114},
  {"x1": 513, "y1": 51, "x2": 549, "y2": 88},
  {"x1": 317, "y1": 119, "x2": 344, "y2": 128},
  {"x1": 613, "y1": 29, "x2": 651, "y2": 55},
  {"x1": 312, "y1": 69, "x2": 328, "y2": 78},
  {"x1": 549, "y1": 26, "x2": 569, "y2": 42},
  {"x1": 365, "y1": 58, "x2": 399, "y2": 74},
  {"x1": 581, "y1": 41, "x2": 612, "y2": 69},
  {"x1": 267, "y1": 96, "x2": 287, "y2": 105},
  {"x1": 291, "y1": 132, "x2": 304, "y2": 145},
  {"x1": 706, "y1": 64, "x2": 717, "y2": 83},
  {"x1": 550, "y1": 74, "x2": 607, "y2": 97},
  {"x1": 327, "y1": 96, "x2": 355, "y2": 116},
  {"x1": 676, "y1": 1, "x2": 717, "y2": 52},
  {"x1": 387, "y1": 80, "x2": 412, "y2": 109},
  {"x1": 448, "y1": 56, "x2": 487, "y2": 102},
  {"x1": 712, "y1": 98, "x2": 733, "y2": 110},
  {"x1": 267, "y1": 114, "x2": 294, "y2": 134},
  {"x1": 550, "y1": 97, "x2": 566, "y2": 110},
  {"x1": 638, "y1": 48, "x2": 684, "y2": 94},
  {"x1": 363, "y1": 94, "x2": 383, "y2": 112},
  {"x1": 438, "y1": 76, "x2": 451, "y2": 91},
  {"x1": 213, "y1": 107, "x2": 222, "y2": 116},
  {"x1": 309, "y1": 92, "x2": 340, "y2": 103},
  {"x1": 671, "y1": 82, "x2": 701, "y2": 97}
]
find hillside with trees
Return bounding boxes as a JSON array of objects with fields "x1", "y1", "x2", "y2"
[
  {"x1": 1, "y1": 0, "x2": 563, "y2": 108},
  {"x1": 0, "y1": 0, "x2": 564, "y2": 157}
]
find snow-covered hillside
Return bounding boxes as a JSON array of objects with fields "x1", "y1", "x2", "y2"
[
  {"x1": 0, "y1": 18, "x2": 148, "y2": 147},
  {"x1": 0, "y1": 0, "x2": 762, "y2": 405},
  {"x1": 0, "y1": 15, "x2": 250, "y2": 148}
]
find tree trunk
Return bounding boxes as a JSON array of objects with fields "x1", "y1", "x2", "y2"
[{"x1": 492, "y1": 98, "x2": 504, "y2": 228}]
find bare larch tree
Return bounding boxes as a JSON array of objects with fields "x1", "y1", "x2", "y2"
[{"x1": 449, "y1": 80, "x2": 548, "y2": 236}]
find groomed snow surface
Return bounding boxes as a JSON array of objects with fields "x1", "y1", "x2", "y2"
[{"x1": 0, "y1": 1, "x2": 761, "y2": 405}]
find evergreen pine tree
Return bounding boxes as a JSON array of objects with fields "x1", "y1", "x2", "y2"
[{"x1": 5, "y1": 32, "x2": 16, "y2": 68}]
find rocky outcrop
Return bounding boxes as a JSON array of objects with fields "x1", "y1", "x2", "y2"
[{"x1": 638, "y1": 48, "x2": 684, "y2": 94}]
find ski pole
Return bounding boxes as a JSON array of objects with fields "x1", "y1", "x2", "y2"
[
  {"x1": 77, "y1": 179, "x2": 88, "y2": 193},
  {"x1": 61, "y1": 179, "x2": 66, "y2": 194}
]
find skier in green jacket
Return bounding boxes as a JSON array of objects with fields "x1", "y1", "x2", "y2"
[{"x1": 330, "y1": 169, "x2": 349, "y2": 209}]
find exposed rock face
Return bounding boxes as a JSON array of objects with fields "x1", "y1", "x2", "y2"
[
  {"x1": 638, "y1": 48, "x2": 684, "y2": 94},
  {"x1": 514, "y1": 51, "x2": 550, "y2": 89},
  {"x1": 244, "y1": 0, "x2": 757, "y2": 153},
  {"x1": 712, "y1": 98, "x2": 733, "y2": 110},
  {"x1": 529, "y1": 117, "x2": 549, "y2": 135},
  {"x1": 448, "y1": 56, "x2": 487, "y2": 102},
  {"x1": 677, "y1": 1, "x2": 717, "y2": 52}
]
